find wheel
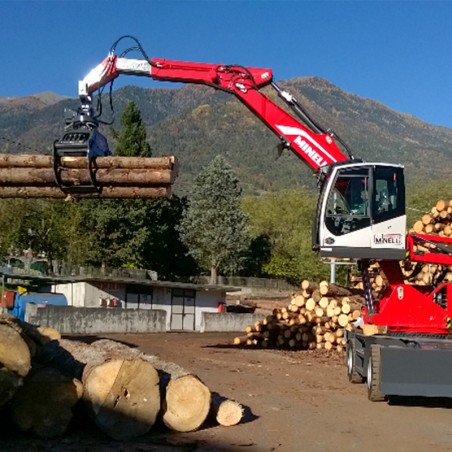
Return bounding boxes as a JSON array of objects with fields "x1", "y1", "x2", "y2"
[
  {"x1": 346, "y1": 340, "x2": 364, "y2": 383},
  {"x1": 366, "y1": 344, "x2": 386, "y2": 402}
]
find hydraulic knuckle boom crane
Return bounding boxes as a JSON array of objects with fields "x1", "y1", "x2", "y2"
[{"x1": 55, "y1": 35, "x2": 452, "y2": 400}]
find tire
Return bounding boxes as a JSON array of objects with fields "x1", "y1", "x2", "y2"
[
  {"x1": 346, "y1": 340, "x2": 364, "y2": 383},
  {"x1": 366, "y1": 344, "x2": 386, "y2": 402}
]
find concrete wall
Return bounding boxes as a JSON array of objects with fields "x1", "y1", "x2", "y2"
[
  {"x1": 200, "y1": 312, "x2": 266, "y2": 333},
  {"x1": 24, "y1": 305, "x2": 265, "y2": 335},
  {"x1": 50, "y1": 282, "x2": 227, "y2": 331},
  {"x1": 25, "y1": 304, "x2": 166, "y2": 334}
]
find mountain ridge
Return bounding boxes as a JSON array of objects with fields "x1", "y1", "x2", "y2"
[{"x1": 0, "y1": 77, "x2": 451, "y2": 195}]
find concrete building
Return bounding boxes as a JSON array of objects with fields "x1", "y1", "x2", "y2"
[
  {"x1": 0, "y1": 267, "x2": 240, "y2": 332},
  {"x1": 51, "y1": 277, "x2": 239, "y2": 331}
]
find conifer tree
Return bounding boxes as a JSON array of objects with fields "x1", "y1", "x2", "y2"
[
  {"x1": 111, "y1": 101, "x2": 152, "y2": 157},
  {"x1": 179, "y1": 155, "x2": 250, "y2": 284}
]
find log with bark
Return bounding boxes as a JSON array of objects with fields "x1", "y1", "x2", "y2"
[
  {"x1": 0, "y1": 153, "x2": 177, "y2": 199},
  {"x1": 0, "y1": 186, "x2": 171, "y2": 199},
  {"x1": 40, "y1": 338, "x2": 161, "y2": 440},
  {"x1": 0, "y1": 167, "x2": 175, "y2": 186},
  {"x1": 40, "y1": 338, "x2": 215, "y2": 435},
  {"x1": 210, "y1": 392, "x2": 244, "y2": 427},
  {"x1": 10, "y1": 366, "x2": 83, "y2": 439},
  {"x1": 0, "y1": 154, "x2": 177, "y2": 170},
  {"x1": 234, "y1": 281, "x2": 363, "y2": 352}
]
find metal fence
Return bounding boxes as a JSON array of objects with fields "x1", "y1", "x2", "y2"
[{"x1": 195, "y1": 275, "x2": 297, "y2": 291}]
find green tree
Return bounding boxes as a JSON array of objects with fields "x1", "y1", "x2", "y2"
[
  {"x1": 242, "y1": 189, "x2": 330, "y2": 284},
  {"x1": 111, "y1": 101, "x2": 152, "y2": 157},
  {"x1": 140, "y1": 196, "x2": 199, "y2": 280},
  {"x1": 179, "y1": 155, "x2": 250, "y2": 284},
  {"x1": 76, "y1": 101, "x2": 196, "y2": 279},
  {"x1": 0, "y1": 199, "x2": 77, "y2": 272},
  {"x1": 77, "y1": 100, "x2": 153, "y2": 269}
]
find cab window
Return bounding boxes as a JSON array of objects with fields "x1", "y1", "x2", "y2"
[{"x1": 325, "y1": 167, "x2": 371, "y2": 236}]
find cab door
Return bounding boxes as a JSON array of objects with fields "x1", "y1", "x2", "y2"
[{"x1": 370, "y1": 165, "x2": 406, "y2": 257}]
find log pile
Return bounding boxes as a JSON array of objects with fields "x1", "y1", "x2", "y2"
[
  {"x1": 0, "y1": 153, "x2": 178, "y2": 198},
  {"x1": 0, "y1": 315, "x2": 244, "y2": 440},
  {"x1": 352, "y1": 199, "x2": 452, "y2": 293},
  {"x1": 233, "y1": 280, "x2": 364, "y2": 352}
]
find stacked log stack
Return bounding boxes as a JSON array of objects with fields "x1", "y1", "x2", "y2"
[
  {"x1": 353, "y1": 199, "x2": 452, "y2": 293},
  {"x1": 0, "y1": 315, "x2": 244, "y2": 440},
  {"x1": 0, "y1": 153, "x2": 178, "y2": 198},
  {"x1": 233, "y1": 280, "x2": 364, "y2": 352}
]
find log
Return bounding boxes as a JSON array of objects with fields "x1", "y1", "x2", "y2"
[
  {"x1": 10, "y1": 366, "x2": 83, "y2": 439},
  {"x1": 0, "y1": 167, "x2": 175, "y2": 186},
  {"x1": 291, "y1": 295, "x2": 305, "y2": 307},
  {"x1": 0, "y1": 153, "x2": 177, "y2": 170},
  {"x1": 436, "y1": 199, "x2": 448, "y2": 212},
  {"x1": 73, "y1": 339, "x2": 213, "y2": 433},
  {"x1": 413, "y1": 220, "x2": 424, "y2": 234},
  {"x1": 0, "y1": 323, "x2": 31, "y2": 377},
  {"x1": 300, "y1": 280, "x2": 318, "y2": 292},
  {"x1": 337, "y1": 314, "x2": 350, "y2": 327},
  {"x1": 83, "y1": 358, "x2": 161, "y2": 440},
  {"x1": 0, "y1": 185, "x2": 171, "y2": 199},
  {"x1": 162, "y1": 374, "x2": 211, "y2": 432},
  {"x1": 0, "y1": 370, "x2": 23, "y2": 407},
  {"x1": 305, "y1": 298, "x2": 316, "y2": 311},
  {"x1": 39, "y1": 339, "x2": 161, "y2": 440},
  {"x1": 210, "y1": 392, "x2": 244, "y2": 427}
]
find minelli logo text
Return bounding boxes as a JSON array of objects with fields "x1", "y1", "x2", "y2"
[{"x1": 374, "y1": 234, "x2": 402, "y2": 245}]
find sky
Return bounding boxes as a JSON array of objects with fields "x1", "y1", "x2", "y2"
[{"x1": 2, "y1": 0, "x2": 452, "y2": 127}]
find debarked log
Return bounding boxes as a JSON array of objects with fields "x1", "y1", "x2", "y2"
[
  {"x1": 0, "y1": 186, "x2": 172, "y2": 198},
  {"x1": 0, "y1": 167, "x2": 175, "y2": 186}
]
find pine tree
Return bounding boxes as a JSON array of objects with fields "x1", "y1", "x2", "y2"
[
  {"x1": 111, "y1": 101, "x2": 152, "y2": 157},
  {"x1": 179, "y1": 155, "x2": 250, "y2": 284}
]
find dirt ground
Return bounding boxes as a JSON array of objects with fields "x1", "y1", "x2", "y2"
[{"x1": 4, "y1": 331, "x2": 452, "y2": 452}]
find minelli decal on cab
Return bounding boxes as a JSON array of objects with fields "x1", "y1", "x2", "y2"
[{"x1": 374, "y1": 233, "x2": 402, "y2": 245}]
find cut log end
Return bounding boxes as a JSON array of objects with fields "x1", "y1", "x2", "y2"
[
  {"x1": 83, "y1": 358, "x2": 161, "y2": 440},
  {"x1": 163, "y1": 374, "x2": 211, "y2": 432},
  {"x1": 216, "y1": 399, "x2": 244, "y2": 427}
]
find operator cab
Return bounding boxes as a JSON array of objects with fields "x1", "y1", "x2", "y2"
[{"x1": 313, "y1": 162, "x2": 406, "y2": 260}]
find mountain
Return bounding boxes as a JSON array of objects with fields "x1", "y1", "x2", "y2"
[
  {"x1": 0, "y1": 92, "x2": 68, "y2": 109},
  {"x1": 0, "y1": 79, "x2": 451, "y2": 195}
]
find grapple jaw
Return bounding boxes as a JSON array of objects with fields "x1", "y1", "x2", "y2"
[{"x1": 53, "y1": 104, "x2": 111, "y2": 195}]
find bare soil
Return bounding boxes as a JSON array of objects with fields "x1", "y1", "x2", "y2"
[{"x1": 3, "y1": 331, "x2": 452, "y2": 452}]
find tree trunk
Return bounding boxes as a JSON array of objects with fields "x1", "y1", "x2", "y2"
[{"x1": 210, "y1": 265, "x2": 218, "y2": 285}]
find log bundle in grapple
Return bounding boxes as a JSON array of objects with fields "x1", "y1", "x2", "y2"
[{"x1": 0, "y1": 153, "x2": 178, "y2": 198}]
